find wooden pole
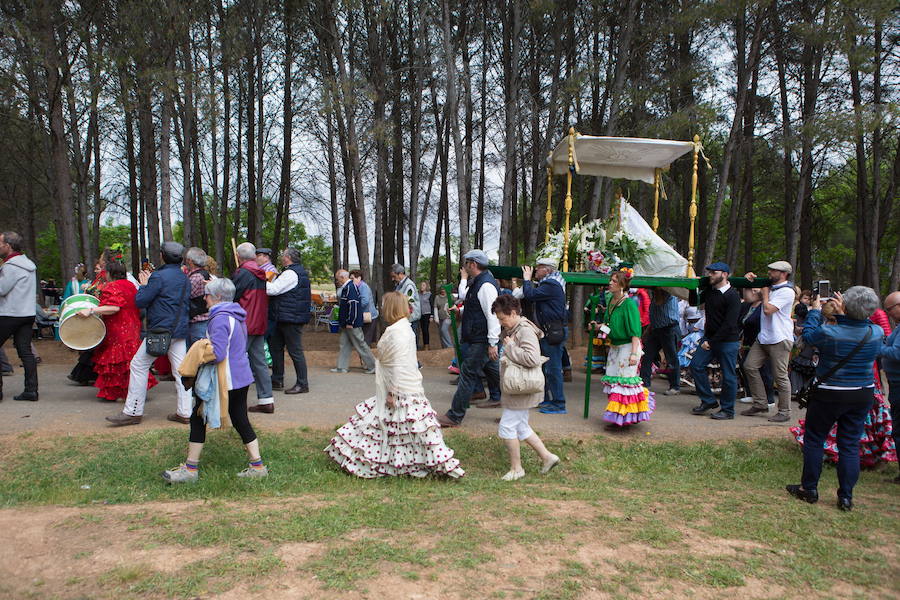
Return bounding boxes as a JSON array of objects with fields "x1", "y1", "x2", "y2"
[{"x1": 231, "y1": 237, "x2": 239, "y2": 268}]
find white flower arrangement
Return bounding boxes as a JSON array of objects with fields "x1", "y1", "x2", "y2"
[{"x1": 536, "y1": 214, "x2": 651, "y2": 272}]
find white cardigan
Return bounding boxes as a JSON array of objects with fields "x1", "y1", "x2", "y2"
[{"x1": 373, "y1": 319, "x2": 424, "y2": 419}]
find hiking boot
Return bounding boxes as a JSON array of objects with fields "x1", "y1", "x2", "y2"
[
  {"x1": 162, "y1": 464, "x2": 199, "y2": 484},
  {"x1": 237, "y1": 465, "x2": 268, "y2": 479},
  {"x1": 740, "y1": 406, "x2": 769, "y2": 417},
  {"x1": 768, "y1": 413, "x2": 790, "y2": 423}
]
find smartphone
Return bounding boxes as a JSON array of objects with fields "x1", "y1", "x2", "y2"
[{"x1": 817, "y1": 280, "x2": 831, "y2": 299}]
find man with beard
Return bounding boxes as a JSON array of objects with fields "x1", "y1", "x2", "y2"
[{"x1": 689, "y1": 262, "x2": 742, "y2": 420}]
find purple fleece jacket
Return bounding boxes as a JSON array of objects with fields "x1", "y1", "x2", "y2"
[{"x1": 207, "y1": 302, "x2": 254, "y2": 390}]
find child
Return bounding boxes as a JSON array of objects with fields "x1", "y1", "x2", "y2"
[{"x1": 492, "y1": 294, "x2": 559, "y2": 481}]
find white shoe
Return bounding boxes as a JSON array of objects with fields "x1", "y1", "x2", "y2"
[
  {"x1": 541, "y1": 454, "x2": 560, "y2": 475},
  {"x1": 738, "y1": 396, "x2": 754, "y2": 404},
  {"x1": 162, "y1": 464, "x2": 198, "y2": 484},
  {"x1": 364, "y1": 368, "x2": 376, "y2": 374},
  {"x1": 501, "y1": 469, "x2": 525, "y2": 481},
  {"x1": 663, "y1": 388, "x2": 680, "y2": 396},
  {"x1": 237, "y1": 465, "x2": 268, "y2": 479},
  {"x1": 329, "y1": 368, "x2": 348, "y2": 373}
]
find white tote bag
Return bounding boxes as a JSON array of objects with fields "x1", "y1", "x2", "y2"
[{"x1": 500, "y1": 355, "x2": 547, "y2": 395}]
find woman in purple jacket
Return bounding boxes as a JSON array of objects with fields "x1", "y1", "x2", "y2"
[{"x1": 163, "y1": 278, "x2": 267, "y2": 484}]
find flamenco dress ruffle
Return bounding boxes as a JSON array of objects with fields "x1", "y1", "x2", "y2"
[
  {"x1": 790, "y1": 390, "x2": 896, "y2": 467},
  {"x1": 602, "y1": 374, "x2": 655, "y2": 426},
  {"x1": 325, "y1": 392, "x2": 465, "y2": 479},
  {"x1": 93, "y1": 339, "x2": 157, "y2": 400}
]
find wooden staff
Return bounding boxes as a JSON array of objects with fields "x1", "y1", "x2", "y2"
[{"x1": 231, "y1": 238, "x2": 239, "y2": 268}]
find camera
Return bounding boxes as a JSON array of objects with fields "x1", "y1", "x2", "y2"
[{"x1": 814, "y1": 280, "x2": 831, "y2": 299}]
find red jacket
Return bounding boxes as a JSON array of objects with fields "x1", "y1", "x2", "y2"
[{"x1": 232, "y1": 260, "x2": 269, "y2": 335}]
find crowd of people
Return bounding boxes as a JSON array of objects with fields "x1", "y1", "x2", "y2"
[{"x1": 0, "y1": 229, "x2": 897, "y2": 501}]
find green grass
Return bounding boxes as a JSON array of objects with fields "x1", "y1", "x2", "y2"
[{"x1": 2, "y1": 429, "x2": 898, "y2": 599}]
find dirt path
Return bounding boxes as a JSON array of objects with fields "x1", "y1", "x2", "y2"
[{"x1": 1, "y1": 340, "x2": 801, "y2": 442}]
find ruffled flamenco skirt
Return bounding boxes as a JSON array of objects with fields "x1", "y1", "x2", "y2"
[
  {"x1": 93, "y1": 337, "x2": 157, "y2": 401},
  {"x1": 602, "y1": 343, "x2": 654, "y2": 426},
  {"x1": 325, "y1": 392, "x2": 465, "y2": 478},
  {"x1": 790, "y1": 391, "x2": 896, "y2": 468}
]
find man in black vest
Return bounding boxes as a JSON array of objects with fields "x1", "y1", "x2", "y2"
[
  {"x1": 265, "y1": 247, "x2": 312, "y2": 396},
  {"x1": 437, "y1": 250, "x2": 502, "y2": 428}
]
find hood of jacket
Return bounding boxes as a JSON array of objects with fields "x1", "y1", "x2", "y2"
[
  {"x1": 239, "y1": 260, "x2": 266, "y2": 281},
  {"x1": 505, "y1": 316, "x2": 544, "y2": 340},
  {"x1": 2, "y1": 254, "x2": 36, "y2": 273},
  {"x1": 210, "y1": 302, "x2": 247, "y2": 322}
]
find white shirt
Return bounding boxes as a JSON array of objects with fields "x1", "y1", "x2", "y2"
[
  {"x1": 757, "y1": 284, "x2": 794, "y2": 344},
  {"x1": 266, "y1": 268, "x2": 297, "y2": 296},
  {"x1": 457, "y1": 277, "x2": 501, "y2": 346}
]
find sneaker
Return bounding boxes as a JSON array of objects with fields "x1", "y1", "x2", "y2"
[
  {"x1": 768, "y1": 413, "x2": 790, "y2": 423},
  {"x1": 364, "y1": 368, "x2": 376, "y2": 374},
  {"x1": 329, "y1": 368, "x2": 348, "y2": 373},
  {"x1": 541, "y1": 454, "x2": 560, "y2": 474},
  {"x1": 539, "y1": 406, "x2": 568, "y2": 415},
  {"x1": 501, "y1": 469, "x2": 525, "y2": 481},
  {"x1": 738, "y1": 396, "x2": 754, "y2": 404},
  {"x1": 237, "y1": 465, "x2": 268, "y2": 479},
  {"x1": 663, "y1": 388, "x2": 680, "y2": 396},
  {"x1": 448, "y1": 365, "x2": 460, "y2": 375},
  {"x1": 162, "y1": 464, "x2": 199, "y2": 484},
  {"x1": 537, "y1": 400, "x2": 553, "y2": 409}
]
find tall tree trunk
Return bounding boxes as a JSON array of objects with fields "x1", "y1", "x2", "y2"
[
  {"x1": 254, "y1": 25, "x2": 265, "y2": 244},
  {"x1": 246, "y1": 50, "x2": 257, "y2": 244},
  {"x1": 273, "y1": 0, "x2": 293, "y2": 251},
  {"x1": 326, "y1": 105, "x2": 340, "y2": 270},
  {"x1": 136, "y1": 74, "x2": 160, "y2": 254},
  {"x1": 498, "y1": 0, "x2": 522, "y2": 262},
  {"x1": 120, "y1": 69, "x2": 141, "y2": 273},
  {"x1": 441, "y1": 0, "x2": 470, "y2": 254},
  {"x1": 217, "y1": 0, "x2": 231, "y2": 271}
]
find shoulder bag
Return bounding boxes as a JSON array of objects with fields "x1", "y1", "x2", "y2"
[
  {"x1": 795, "y1": 328, "x2": 872, "y2": 409},
  {"x1": 146, "y1": 328, "x2": 172, "y2": 357},
  {"x1": 500, "y1": 355, "x2": 547, "y2": 396}
]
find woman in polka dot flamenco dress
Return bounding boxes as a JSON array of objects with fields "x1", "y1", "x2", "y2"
[{"x1": 325, "y1": 291, "x2": 464, "y2": 478}]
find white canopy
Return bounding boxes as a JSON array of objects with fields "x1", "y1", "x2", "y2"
[{"x1": 549, "y1": 135, "x2": 695, "y2": 184}]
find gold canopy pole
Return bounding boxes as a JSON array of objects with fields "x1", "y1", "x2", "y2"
[
  {"x1": 562, "y1": 127, "x2": 576, "y2": 272},
  {"x1": 544, "y1": 153, "x2": 553, "y2": 244},
  {"x1": 652, "y1": 168, "x2": 661, "y2": 232},
  {"x1": 687, "y1": 135, "x2": 700, "y2": 277}
]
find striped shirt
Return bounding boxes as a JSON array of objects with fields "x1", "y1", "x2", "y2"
[{"x1": 649, "y1": 295, "x2": 680, "y2": 330}]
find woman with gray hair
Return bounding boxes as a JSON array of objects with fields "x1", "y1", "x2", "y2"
[
  {"x1": 163, "y1": 277, "x2": 267, "y2": 483},
  {"x1": 184, "y1": 247, "x2": 211, "y2": 346},
  {"x1": 786, "y1": 286, "x2": 884, "y2": 511}
]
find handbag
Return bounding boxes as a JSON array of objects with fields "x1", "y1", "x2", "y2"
[
  {"x1": 795, "y1": 328, "x2": 872, "y2": 409},
  {"x1": 363, "y1": 311, "x2": 372, "y2": 324},
  {"x1": 500, "y1": 355, "x2": 548, "y2": 395},
  {"x1": 145, "y1": 328, "x2": 172, "y2": 357},
  {"x1": 541, "y1": 321, "x2": 566, "y2": 345}
]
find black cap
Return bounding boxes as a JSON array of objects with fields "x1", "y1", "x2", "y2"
[
  {"x1": 161, "y1": 241, "x2": 185, "y2": 264},
  {"x1": 256, "y1": 248, "x2": 273, "y2": 256}
]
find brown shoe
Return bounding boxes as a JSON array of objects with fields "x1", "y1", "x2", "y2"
[
  {"x1": 167, "y1": 413, "x2": 190, "y2": 424},
  {"x1": 106, "y1": 413, "x2": 142, "y2": 427},
  {"x1": 475, "y1": 401, "x2": 501, "y2": 409},
  {"x1": 470, "y1": 391, "x2": 487, "y2": 401},
  {"x1": 740, "y1": 406, "x2": 769, "y2": 417},
  {"x1": 436, "y1": 414, "x2": 460, "y2": 428},
  {"x1": 249, "y1": 403, "x2": 275, "y2": 413},
  {"x1": 284, "y1": 384, "x2": 309, "y2": 395}
]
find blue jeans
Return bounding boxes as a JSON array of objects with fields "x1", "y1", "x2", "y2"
[
  {"x1": 539, "y1": 328, "x2": 567, "y2": 409},
  {"x1": 640, "y1": 324, "x2": 680, "y2": 390},
  {"x1": 447, "y1": 342, "x2": 500, "y2": 423},
  {"x1": 690, "y1": 340, "x2": 739, "y2": 415},
  {"x1": 188, "y1": 321, "x2": 208, "y2": 348},
  {"x1": 458, "y1": 342, "x2": 484, "y2": 396},
  {"x1": 801, "y1": 388, "x2": 873, "y2": 500}
]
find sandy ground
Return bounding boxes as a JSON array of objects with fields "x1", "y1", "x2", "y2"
[{"x1": 0, "y1": 338, "x2": 802, "y2": 441}]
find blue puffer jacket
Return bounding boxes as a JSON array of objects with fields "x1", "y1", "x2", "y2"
[{"x1": 801, "y1": 310, "x2": 883, "y2": 388}]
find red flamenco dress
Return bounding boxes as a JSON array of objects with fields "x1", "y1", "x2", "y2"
[{"x1": 92, "y1": 279, "x2": 157, "y2": 401}]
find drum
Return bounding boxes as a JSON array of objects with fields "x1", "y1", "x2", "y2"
[{"x1": 58, "y1": 294, "x2": 106, "y2": 350}]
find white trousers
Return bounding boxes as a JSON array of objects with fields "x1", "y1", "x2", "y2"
[{"x1": 123, "y1": 338, "x2": 192, "y2": 418}]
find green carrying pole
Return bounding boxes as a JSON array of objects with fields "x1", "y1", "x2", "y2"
[{"x1": 443, "y1": 282, "x2": 466, "y2": 409}]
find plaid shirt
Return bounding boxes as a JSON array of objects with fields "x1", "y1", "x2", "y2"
[{"x1": 188, "y1": 269, "x2": 210, "y2": 322}]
